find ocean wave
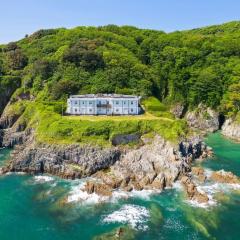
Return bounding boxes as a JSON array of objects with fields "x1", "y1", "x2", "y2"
[
  {"x1": 5, "y1": 171, "x2": 26, "y2": 176},
  {"x1": 102, "y1": 204, "x2": 150, "y2": 230},
  {"x1": 172, "y1": 181, "x2": 184, "y2": 191},
  {"x1": 67, "y1": 181, "x2": 108, "y2": 204},
  {"x1": 66, "y1": 179, "x2": 161, "y2": 205},
  {"x1": 186, "y1": 182, "x2": 240, "y2": 208}
]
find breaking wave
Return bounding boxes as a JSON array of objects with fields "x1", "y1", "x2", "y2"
[{"x1": 102, "y1": 204, "x2": 150, "y2": 230}]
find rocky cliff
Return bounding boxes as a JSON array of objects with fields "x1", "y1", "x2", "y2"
[
  {"x1": 0, "y1": 122, "x2": 212, "y2": 203},
  {"x1": 186, "y1": 104, "x2": 219, "y2": 133},
  {"x1": 222, "y1": 118, "x2": 240, "y2": 141}
]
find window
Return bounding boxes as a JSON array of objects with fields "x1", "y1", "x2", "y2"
[
  {"x1": 89, "y1": 109, "x2": 92, "y2": 112},
  {"x1": 116, "y1": 109, "x2": 119, "y2": 112},
  {"x1": 75, "y1": 101, "x2": 78, "y2": 105},
  {"x1": 131, "y1": 101, "x2": 134, "y2": 105},
  {"x1": 82, "y1": 101, "x2": 85, "y2": 105},
  {"x1": 116, "y1": 101, "x2": 119, "y2": 105},
  {"x1": 75, "y1": 109, "x2": 77, "y2": 112},
  {"x1": 123, "y1": 101, "x2": 126, "y2": 105},
  {"x1": 131, "y1": 109, "x2": 134, "y2": 112},
  {"x1": 89, "y1": 101, "x2": 92, "y2": 105}
]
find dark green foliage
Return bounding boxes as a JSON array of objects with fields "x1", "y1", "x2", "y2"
[
  {"x1": 0, "y1": 75, "x2": 21, "y2": 114},
  {"x1": 62, "y1": 39, "x2": 104, "y2": 71},
  {"x1": 51, "y1": 80, "x2": 80, "y2": 99}
]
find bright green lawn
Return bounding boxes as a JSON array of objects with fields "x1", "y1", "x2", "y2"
[{"x1": 13, "y1": 99, "x2": 188, "y2": 146}]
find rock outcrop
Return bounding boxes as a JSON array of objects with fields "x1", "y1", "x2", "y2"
[
  {"x1": 186, "y1": 104, "x2": 219, "y2": 132},
  {"x1": 81, "y1": 135, "x2": 211, "y2": 197},
  {"x1": 192, "y1": 166, "x2": 207, "y2": 183},
  {"x1": 181, "y1": 176, "x2": 209, "y2": 203},
  {"x1": 170, "y1": 103, "x2": 185, "y2": 119},
  {"x1": 211, "y1": 170, "x2": 240, "y2": 184},
  {"x1": 222, "y1": 118, "x2": 240, "y2": 141},
  {"x1": 4, "y1": 140, "x2": 121, "y2": 179}
]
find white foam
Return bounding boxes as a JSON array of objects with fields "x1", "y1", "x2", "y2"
[
  {"x1": 102, "y1": 204, "x2": 150, "y2": 230},
  {"x1": 5, "y1": 171, "x2": 26, "y2": 175},
  {"x1": 186, "y1": 182, "x2": 240, "y2": 208},
  {"x1": 67, "y1": 179, "x2": 160, "y2": 205},
  {"x1": 34, "y1": 175, "x2": 54, "y2": 183},
  {"x1": 204, "y1": 168, "x2": 213, "y2": 178},
  {"x1": 172, "y1": 181, "x2": 184, "y2": 191},
  {"x1": 67, "y1": 182, "x2": 108, "y2": 204}
]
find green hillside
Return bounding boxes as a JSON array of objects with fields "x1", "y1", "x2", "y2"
[{"x1": 0, "y1": 21, "x2": 240, "y2": 144}]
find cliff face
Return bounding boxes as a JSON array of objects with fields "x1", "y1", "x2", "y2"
[
  {"x1": 1, "y1": 126, "x2": 211, "y2": 193},
  {"x1": 186, "y1": 105, "x2": 219, "y2": 133},
  {"x1": 222, "y1": 119, "x2": 240, "y2": 141}
]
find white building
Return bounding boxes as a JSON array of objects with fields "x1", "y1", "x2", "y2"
[{"x1": 66, "y1": 94, "x2": 141, "y2": 115}]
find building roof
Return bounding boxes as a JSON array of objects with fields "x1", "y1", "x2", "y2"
[{"x1": 69, "y1": 94, "x2": 140, "y2": 99}]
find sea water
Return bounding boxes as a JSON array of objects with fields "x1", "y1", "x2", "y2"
[{"x1": 0, "y1": 132, "x2": 240, "y2": 239}]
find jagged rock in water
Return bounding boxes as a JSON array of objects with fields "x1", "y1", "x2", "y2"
[
  {"x1": 192, "y1": 167, "x2": 207, "y2": 183},
  {"x1": 181, "y1": 176, "x2": 209, "y2": 203}
]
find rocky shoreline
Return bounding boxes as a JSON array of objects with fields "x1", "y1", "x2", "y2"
[
  {"x1": 1, "y1": 101, "x2": 239, "y2": 204},
  {"x1": 0, "y1": 124, "x2": 214, "y2": 204}
]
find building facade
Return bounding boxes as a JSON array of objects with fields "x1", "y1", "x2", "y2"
[{"x1": 66, "y1": 94, "x2": 141, "y2": 115}]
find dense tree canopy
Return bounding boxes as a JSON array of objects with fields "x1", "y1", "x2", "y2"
[{"x1": 1, "y1": 21, "x2": 240, "y2": 116}]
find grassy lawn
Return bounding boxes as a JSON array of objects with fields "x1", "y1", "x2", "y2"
[
  {"x1": 12, "y1": 98, "x2": 188, "y2": 146},
  {"x1": 65, "y1": 112, "x2": 174, "y2": 122}
]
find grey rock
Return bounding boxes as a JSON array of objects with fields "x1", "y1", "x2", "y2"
[
  {"x1": 186, "y1": 104, "x2": 219, "y2": 132},
  {"x1": 222, "y1": 118, "x2": 240, "y2": 141}
]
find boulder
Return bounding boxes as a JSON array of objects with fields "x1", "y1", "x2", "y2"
[
  {"x1": 181, "y1": 176, "x2": 209, "y2": 203},
  {"x1": 84, "y1": 181, "x2": 112, "y2": 197},
  {"x1": 84, "y1": 181, "x2": 95, "y2": 194},
  {"x1": 192, "y1": 167, "x2": 206, "y2": 182},
  {"x1": 94, "y1": 183, "x2": 112, "y2": 197}
]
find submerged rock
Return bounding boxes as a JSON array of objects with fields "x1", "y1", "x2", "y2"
[
  {"x1": 93, "y1": 226, "x2": 137, "y2": 240},
  {"x1": 149, "y1": 203, "x2": 163, "y2": 226}
]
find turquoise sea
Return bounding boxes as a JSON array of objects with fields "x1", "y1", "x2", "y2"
[{"x1": 0, "y1": 132, "x2": 240, "y2": 240}]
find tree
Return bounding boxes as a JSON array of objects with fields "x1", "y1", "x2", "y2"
[
  {"x1": 62, "y1": 39, "x2": 104, "y2": 72},
  {"x1": 51, "y1": 80, "x2": 79, "y2": 99}
]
